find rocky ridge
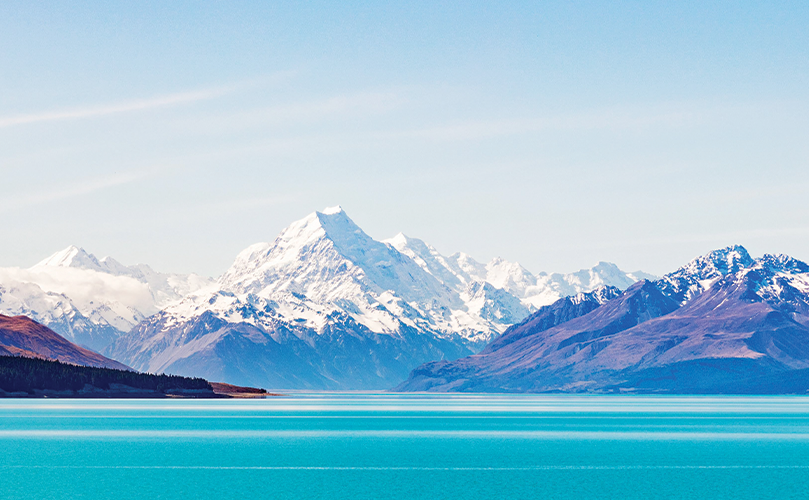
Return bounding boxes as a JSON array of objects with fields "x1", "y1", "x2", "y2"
[{"x1": 396, "y1": 245, "x2": 809, "y2": 393}]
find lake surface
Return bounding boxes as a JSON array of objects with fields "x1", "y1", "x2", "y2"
[{"x1": 1, "y1": 395, "x2": 809, "y2": 499}]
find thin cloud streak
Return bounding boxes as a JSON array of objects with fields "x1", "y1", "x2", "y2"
[
  {"x1": 0, "y1": 89, "x2": 230, "y2": 129},
  {"x1": 184, "y1": 99, "x2": 795, "y2": 160},
  {"x1": 169, "y1": 90, "x2": 404, "y2": 135},
  {"x1": 0, "y1": 71, "x2": 298, "y2": 129},
  {"x1": 0, "y1": 169, "x2": 157, "y2": 213},
  {"x1": 393, "y1": 110, "x2": 701, "y2": 142},
  {"x1": 235, "y1": 91, "x2": 403, "y2": 125}
]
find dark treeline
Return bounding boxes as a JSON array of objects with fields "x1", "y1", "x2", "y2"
[{"x1": 0, "y1": 355, "x2": 211, "y2": 395}]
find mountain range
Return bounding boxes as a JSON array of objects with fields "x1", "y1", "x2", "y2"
[
  {"x1": 104, "y1": 207, "x2": 649, "y2": 389},
  {"x1": 0, "y1": 247, "x2": 212, "y2": 351},
  {"x1": 8, "y1": 206, "x2": 806, "y2": 394},
  {"x1": 396, "y1": 246, "x2": 809, "y2": 393}
]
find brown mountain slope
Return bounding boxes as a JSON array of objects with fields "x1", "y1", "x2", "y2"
[{"x1": 0, "y1": 314, "x2": 129, "y2": 370}]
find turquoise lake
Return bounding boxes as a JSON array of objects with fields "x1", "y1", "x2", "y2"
[{"x1": 2, "y1": 395, "x2": 809, "y2": 499}]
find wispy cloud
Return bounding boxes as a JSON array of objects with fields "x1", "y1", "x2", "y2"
[
  {"x1": 171, "y1": 90, "x2": 404, "y2": 134},
  {"x1": 182, "y1": 104, "x2": 698, "y2": 156},
  {"x1": 0, "y1": 169, "x2": 157, "y2": 213},
  {"x1": 249, "y1": 91, "x2": 403, "y2": 124},
  {"x1": 0, "y1": 89, "x2": 229, "y2": 128},
  {"x1": 197, "y1": 100, "x2": 760, "y2": 157},
  {"x1": 392, "y1": 110, "x2": 701, "y2": 142},
  {"x1": 0, "y1": 71, "x2": 297, "y2": 129}
]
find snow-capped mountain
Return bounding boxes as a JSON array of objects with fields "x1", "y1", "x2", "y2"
[
  {"x1": 216, "y1": 207, "x2": 468, "y2": 337},
  {"x1": 31, "y1": 246, "x2": 212, "y2": 306},
  {"x1": 0, "y1": 246, "x2": 212, "y2": 351},
  {"x1": 108, "y1": 207, "x2": 652, "y2": 389},
  {"x1": 655, "y1": 244, "x2": 754, "y2": 304},
  {"x1": 397, "y1": 245, "x2": 809, "y2": 393},
  {"x1": 0, "y1": 280, "x2": 117, "y2": 353},
  {"x1": 385, "y1": 233, "x2": 654, "y2": 308}
]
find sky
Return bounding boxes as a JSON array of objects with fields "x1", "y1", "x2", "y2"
[{"x1": 1, "y1": 1, "x2": 808, "y2": 278}]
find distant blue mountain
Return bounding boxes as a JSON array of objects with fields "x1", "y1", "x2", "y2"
[{"x1": 395, "y1": 246, "x2": 809, "y2": 394}]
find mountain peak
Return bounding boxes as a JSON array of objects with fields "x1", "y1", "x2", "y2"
[
  {"x1": 385, "y1": 233, "x2": 437, "y2": 256},
  {"x1": 221, "y1": 207, "x2": 455, "y2": 308},
  {"x1": 319, "y1": 205, "x2": 344, "y2": 215},
  {"x1": 385, "y1": 232, "x2": 410, "y2": 246},
  {"x1": 656, "y1": 244, "x2": 756, "y2": 305},
  {"x1": 314, "y1": 208, "x2": 368, "y2": 248},
  {"x1": 32, "y1": 245, "x2": 103, "y2": 271},
  {"x1": 707, "y1": 244, "x2": 753, "y2": 267},
  {"x1": 673, "y1": 244, "x2": 753, "y2": 278},
  {"x1": 592, "y1": 261, "x2": 620, "y2": 270},
  {"x1": 271, "y1": 207, "x2": 362, "y2": 250}
]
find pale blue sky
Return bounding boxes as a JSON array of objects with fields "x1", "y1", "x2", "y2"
[{"x1": 1, "y1": 1, "x2": 808, "y2": 277}]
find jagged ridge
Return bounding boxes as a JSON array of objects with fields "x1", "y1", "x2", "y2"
[{"x1": 396, "y1": 245, "x2": 809, "y2": 393}]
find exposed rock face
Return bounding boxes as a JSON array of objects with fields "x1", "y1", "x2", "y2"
[
  {"x1": 480, "y1": 285, "x2": 621, "y2": 354},
  {"x1": 0, "y1": 314, "x2": 129, "y2": 370}
]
